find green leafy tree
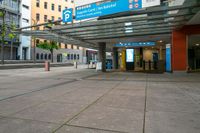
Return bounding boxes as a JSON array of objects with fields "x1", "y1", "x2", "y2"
[
  {"x1": 8, "y1": 23, "x2": 16, "y2": 60},
  {"x1": 37, "y1": 41, "x2": 59, "y2": 63},
  {"x1": 0, "y1": 0, "x2": 17, "y2": 64},
  {"x1": 0, "y1": 10, "x2": 6, "y2": 64}
]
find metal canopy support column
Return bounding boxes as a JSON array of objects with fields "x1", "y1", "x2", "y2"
[{"x1": 98, "y1": 42, "x2": 106, "y2": 72}]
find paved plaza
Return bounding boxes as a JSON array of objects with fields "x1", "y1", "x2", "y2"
[{"x1": 0, "y1": 66, "x2": 200, "y2": 133}]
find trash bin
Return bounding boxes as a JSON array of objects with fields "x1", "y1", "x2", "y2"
[{"x1": 45, "y1": 61, "x2": 50, "y2": 71}]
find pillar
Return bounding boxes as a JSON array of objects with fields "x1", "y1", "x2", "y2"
[
  {"x1": 120, "y1": 48, "x2": 126, "y2": 71},
  {"x1": 159, "y1": 46, "x2": 163, "y2": 60},
  {"x1": 112, "y1": 47, "x2": 118, "y2": 69},
  {"x1": 98, "y1": 42, "x2": 106, "y2": 72},
  {"x1": 172, "y1": 30, "x2": 187, "y2": 71}
]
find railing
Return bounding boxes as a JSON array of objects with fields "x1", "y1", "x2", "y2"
[{"x1": 143, "y1": 60, "x2": 165, "y2": 72}]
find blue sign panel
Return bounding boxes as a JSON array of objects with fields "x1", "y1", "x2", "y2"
[
  {"x1": 75, "y1": 0, "x2": 142, "y2": 20},
  {"x1": 126, "y1": 49, "x2": 134, "y2": 62},
  {"x1": 115, "y1": 42, "x2": 155, "y2": 47},
  {"x1": 166, "y1": 44, "x2": 171, "y2": 72},
  {"x1": 62, "y1": 8, "x2": 73, "y2": 23}
]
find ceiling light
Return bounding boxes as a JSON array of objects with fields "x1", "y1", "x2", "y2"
[
  {"x1": 196, "y1": 44, "x2": 200, "y2": 46},
  {"x1": 125, "y1": 22, "x2": 132, "y2": 26},
  {"x1": 125, "y1": 30, "x2": 133, "y2": 33},
  {"x1": 125, "y1": 27, "x2": 133, "y2": 30}
]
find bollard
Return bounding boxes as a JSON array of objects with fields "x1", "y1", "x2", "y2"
[
  {"x1": 45, "y1": 61, "x2": 50, "y2": 71},
  {"x1": 74, "y1": 61, "x2": 77, "y2": 69}
]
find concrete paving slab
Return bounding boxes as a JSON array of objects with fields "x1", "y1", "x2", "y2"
[
  {"x1": 96, "y1": 94, "x2": 145, "y2": 111},
  {"x1": 56, "y1": 125, "x2": 124, "y2": 133},
  {"x1": 51, "y1": 89, "x2": 104, "y2": 105},
  {"x1": 0, "y1": 117, "x2": 58, "y2": 133},
  {"x1": 176, "y1": 82, "x2": 200, "y2": 104},
  {"x1": 145, "y1": 111, "x2": 200, "y2": 133},
  {"x1": 147, "y1": 83, "x2": 200, "y2": 113},
  {"x1": 17, "y1": 84, "x2": 79, "y2": 102},
  {"x1": 68, "y1": 80, "x2": 120, "y2": 89},
  {"x1": 147, "y1": 97, "x2": 200, "y2": 113},
  {"x1": 69, "y1": 106, "x2": 143, "y2": 133},
  {"x1": 0, "y1": 97, "x2": 42, "y2": 116},
  {"x1": 0, "y1": 78, "x2": 72, "y2": 91},
  {"x1": 109, "y1": 88, "x2": 145, "y2": 97},
  {"x1": 0, "y1": 88, "x2": 31, "y2": 101},
  {"x1": 13, "y1": 102, "x2": 86, "y2": 124},
  {"x1": 115, "y1": 81, "x2": 146, "y2": 89}
]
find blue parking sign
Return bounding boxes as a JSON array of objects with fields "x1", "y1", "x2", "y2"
[{"x1": 62, "y1": 8, "x2": 73, "y2": 23}]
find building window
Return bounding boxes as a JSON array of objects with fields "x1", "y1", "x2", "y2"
[
  {"x1": 65, "y1": 44, "x2": 68, "y2": 49},
  {"x1": 44, "y1": 15, "x2": 48, "y2": 22},
  {"x1": 40, "y1": 53, "x2": 43, "y2": 60},
  {"x1": 44, "y1": 2, "x2": 47, "y2": 9},
  {"x1": 74, "y1": 54, "x2": 76, "y2": 60},
  {"x1": 67, "y1": 54, "x2": 70, "y2": 60},
  {"x1": 71, "y1": 54, "x2": 73, "y2": 60},
  {"x1": 77, "y1": 46, "x2": 79, "y2": 50},
  {"x1": 65, "y1": 7, "x2": 67, "y2": 9},
  {"x1": 71, "y1": 0, "x2": 74, "y2": 3},
  {"x1": 44, "y1": 40, "x2": 47, "y2": 43},
  {"x1": 58, "y1": 17, "x2": 61, "y2": 20},
  {"x1": 48, "y1": 54, "x2": 51, "y2": 60},
  {"x1": 77, "y1": 54, "x2": 80, "y2": 60},
  {"x1": 36, "y1": 13, "x2": 40, "y2": 21},
  {"x1": 71, "y1": 45, "x2": 73, "y2": 49},
  {"x1": 58, "y1": 5, "x2": 61, "y2": 12},
  {"x1": 36, "y1": 53, "x2": 39, "y2": 60},
  {"x1": 44, "y1": 54, "x2": 47, "y2": 60},
  {"x1": 51, "y1": 4, "x2": 54, "y2": 11},
  {"x1": 36, "y1": 0, "x2": 40, "y2": 7}
]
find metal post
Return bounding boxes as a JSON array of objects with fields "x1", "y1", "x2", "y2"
[{"x1": 33, "y1": 38, "x2": 36, "y2": 63}]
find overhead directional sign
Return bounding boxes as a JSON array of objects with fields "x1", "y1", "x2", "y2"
[
  {"x1": 62, "y1": 8, "x2": 73, "y2": 23},
  {"x1": 115, "y1": 42, "x2": 156, "y2": 47},
  {"x1": 75, "y1": 0, "x2": 160, "y2": 20}
]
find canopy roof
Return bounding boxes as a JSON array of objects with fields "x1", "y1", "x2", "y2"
[{"x1": 17, "y1": 0, "x2": 200, "y2": 49}]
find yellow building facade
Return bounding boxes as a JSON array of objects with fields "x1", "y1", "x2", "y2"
[{"x1": 31, "y1": 0, "x2": 80, "y2": 49}]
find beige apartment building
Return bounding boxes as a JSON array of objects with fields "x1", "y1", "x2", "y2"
[{"x1": 31, "y1": 0, "x2": 86, "y2": 63}]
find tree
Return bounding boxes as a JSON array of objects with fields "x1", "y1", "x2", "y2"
[
  {"x1": 37, "y1": 41, "x2": 59, "y2": 63},
  {"x1": 0, "y1": 0, "x2": 17, "y2": 64},
  {"x1": 0, "y1": 10, "x2": 6, "y2": 64},
  {"x1": 8, "y1": 23, "x2": 16, "y2": 60}
]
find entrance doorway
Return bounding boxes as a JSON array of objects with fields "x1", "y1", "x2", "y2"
[
  {"x1": 22, "y1": 47, "x2": 27, "y2": 60},
  {"x1": 188, "y1": 35, "x2": 200, "y2": 71},
  {"x1": 57, "y1": 54, "x2": 62, "y2": 62}
]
